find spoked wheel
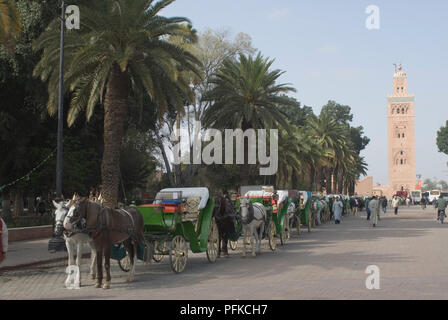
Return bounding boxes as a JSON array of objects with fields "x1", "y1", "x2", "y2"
[
  {"x1": 280, "y1": 216, "x2": 288, "y2": 245},
  {"x1": 153, "y1": 240, "x2": 166, "y2": 263},
  {"x1": 118, "y1": 250, "x2": 131, "y2": 273},
  {"x1": 169, "y1": 235, "x2": 188, "y2": 273},
  {"x1": 268, "y1": 221, "x2": 277, "y2": 251},
  {"x1": 206, "y1": 218, "x2": 219, "y2": 263},
  {"x1": 229, "y1": 240, "x2": 238, "y2": 251}
]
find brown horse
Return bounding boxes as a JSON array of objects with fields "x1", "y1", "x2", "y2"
[
  {"x1": 64, "y1": 198, "x2": 144, "y2": 289},
  {"x1": 213, "y1": 195, "x2": 237, "y2": 258}
]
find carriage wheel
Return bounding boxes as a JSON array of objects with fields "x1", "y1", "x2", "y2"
[
  {"x1": 206, "y1": 218, "x2": 219, "y2": 263},
  {"x1": 280, "y1": 216, "x2": 288, "y2": 245},
  {"x1": 118, "y1": 250, "x2": 131, "y2": 273},
  {"x1": 268, "y1": 221, "x2": 277, "y2": 251},
  {"x1": 152, "y1": 240, "x2": 166, "y2": 263},
  {"x1": 229, "y1": 240, "x2": 238, "y2": 251},
  {"x1": 169, "y1": 235, "x2": 188, "y2": 273}
]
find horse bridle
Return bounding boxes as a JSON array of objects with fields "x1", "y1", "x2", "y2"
[{"x1": 241, "y1": 200, "x2": 264, "y2": 224}]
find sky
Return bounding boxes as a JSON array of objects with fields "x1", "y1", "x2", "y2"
[{"x1": 161, "y1": 0, "x2": 448, "y2": 185}]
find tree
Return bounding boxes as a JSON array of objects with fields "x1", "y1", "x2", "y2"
[
  {"x1": 437, "y1": 121, "x2": 448, "y2": 155},
  {"x1": 160, "y1": 28, "x2": 256, "y2": 187},
  {"x1": 320, "y1": 100, "x2": 353, "y2": 124},
  {"x1": 202, "y1": 53, "x2": 296, "y2": 185},
  {"x1": 33, "y1": 0, "x2": 201, "y2": 207},
  {"x1": 0, "y1": 0, "x2": 21, "y2": 50}
]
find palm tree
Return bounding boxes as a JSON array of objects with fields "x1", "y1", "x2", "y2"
[
  {"x1": 202, "y1": 53, "x2": 296, "y2": 185},
  {"x1": 307, "y1": 114, "x2": 347, "y2": 194},
  {"x1": 34, "y1": 0, "x2": 201, "y2": 207},
  {"x1": 0, "y1": 0, "x2": 21, "y2": 49}
]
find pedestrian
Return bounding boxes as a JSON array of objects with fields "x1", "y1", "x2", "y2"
[
  {"x1": 332, "y1": 196, "x2": 343, "y2": 224},
  {"x1": 368, "y1": 196, "x2": 380, "y2": 227},
  {"x1": 366, "y1": 197, "x2": 371, "y2": 220},
  {"x1": 0, "y1": 217, "x2": 8, "y2": 264},
  {"x1": 436, "y1": 196, "x2": 447, "y2": 221},
  {"x1": 353, "y1": 198, "x2": 359, "y2": 216},
  {"x1": 392, "y1": 195, "x2": 400, "y2": 215},
  {"x1": 381, "y1": 196, "x2": 388, "y2": 215}
]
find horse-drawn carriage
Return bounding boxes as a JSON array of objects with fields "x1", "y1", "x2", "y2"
[
  {"x1": 113, "y1": 187, "x2": 219, "y2": 274},
  {"x1": 237, "y1": 186, "x2": 291, "y2": 251}
]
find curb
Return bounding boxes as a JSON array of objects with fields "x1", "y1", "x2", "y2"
[{"x1": 0, "y1": 253, "x2": 90, "y2": 273}]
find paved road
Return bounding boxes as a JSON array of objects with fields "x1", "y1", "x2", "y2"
[{"x1": 1, "y1": 206, "x2": 447, "y2": 300}]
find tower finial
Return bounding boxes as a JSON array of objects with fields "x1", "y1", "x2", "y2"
[{"x1": 398, "y1": 62, "x2": 402, "y2": 71}]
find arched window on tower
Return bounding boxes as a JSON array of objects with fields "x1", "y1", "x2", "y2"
[
  {"x1": 397, "y1": 108, "x2": 400, "y2": 114},
  {"x1": 401, "y1": 107, "x2": 405, "y2": 114}
]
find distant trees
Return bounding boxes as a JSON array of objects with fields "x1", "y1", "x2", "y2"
[{"x1": 437, "y1": 121, "x2": 448, "y2": 156}]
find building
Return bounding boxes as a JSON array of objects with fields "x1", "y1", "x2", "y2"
[
  {"x1": 387, "y1": 63, "x2": 416, "y2": 194},
  {"x1": 356, "y1": 63, "x2": 417, "y2": 198}
]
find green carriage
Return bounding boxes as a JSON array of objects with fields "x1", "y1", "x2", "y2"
[
  {"x1": 114, "y1": 187, "x2": 219, "y2": 274},
  {"x1": 237, "y1": 186, "x2": 289, "y2": 249},
  {"x1": 299, "y1": 191, "x2": 313, "y2": 232}
]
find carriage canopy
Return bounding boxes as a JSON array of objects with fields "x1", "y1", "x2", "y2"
[{"x1": 156, "y1": 187, "x2": 210, "y2": 210}]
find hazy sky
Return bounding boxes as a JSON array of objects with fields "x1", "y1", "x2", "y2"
[{"x1": 161, "y1": 0, "x2": 448, "y2": 185}]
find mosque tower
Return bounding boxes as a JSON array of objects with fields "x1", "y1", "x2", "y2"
[{"x1": 387, "y1": 63, "x2": 416, "y2": 194}]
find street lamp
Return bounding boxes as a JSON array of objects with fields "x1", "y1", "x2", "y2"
[
  {"x1": 56, "y1": 0, "x2": 65, "y2": 199},
  {"x1": 49, "y1": 0, "x2": 67, "y2": 253}
]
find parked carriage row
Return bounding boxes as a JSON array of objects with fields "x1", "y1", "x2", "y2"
[
  {"x1": 51, "y1": 186, "x2": 364, "y2": 289},
  {"x1": 109, "y1": 186, "x2": 359, "y2": 274}
]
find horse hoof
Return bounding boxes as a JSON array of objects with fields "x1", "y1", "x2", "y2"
[
  {"x1": 94, "y1": 283, "x2": 101, "y2": 288},
  {"x1": 91, "y1": 274, "x2": 96, "y2": 280},
  {"x1": 102, "y1": 283, "x2": 110, "y2": 290}
]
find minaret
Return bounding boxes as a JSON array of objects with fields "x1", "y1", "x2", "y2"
[{"x1": 387, "y1": 63, "x2": 416, "y2": 194}]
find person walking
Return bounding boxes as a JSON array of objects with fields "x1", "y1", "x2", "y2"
[
  {"x1": 0, "y1": 217, "x2": 8, "y2": 264},
  {"x1": 381, "y1": 197, "x2": 388, "y2": 215},
  {"x1": 436, "y1": 196, "x2": 447, "y2": 221},
  {"x1": 366, "y1": 197, "x2": 371, "y2": 220},
  {"x1": 392, "y1": 196, "x2": 400, "y2": 215},
  {"x1": 368, "y1": 196, "x2": 380, "y2": 227},
  {"x1": 332, "y1": 196, "x2": 343, "y2": 224}
]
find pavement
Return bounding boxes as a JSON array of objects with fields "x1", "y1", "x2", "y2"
[
  {"x1": 0, "y1": 237, "x2": 90, "y2": 271},
  {"x1": 1, "y1": 205, "x2": 447, "y2": 300}
]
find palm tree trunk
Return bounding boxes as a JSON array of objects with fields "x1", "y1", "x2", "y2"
[
  {"x1": 239, "y1": 118, "x2": 250, "y2": 186},
  {"x1": 13, "y1": 188, "x2": 24, "y2": 217},
  {"x1": 101, "y1": 64, "x2": 130, "y2": 208},
  {"x1": 2, "y1": 190, "x2": 11, "y2": 219}
]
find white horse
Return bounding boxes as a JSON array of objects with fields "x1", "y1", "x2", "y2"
[
  {"x1": 239, "y1": 198, "x2": 266, "y2": 258},
  {"x1": 286, "y1": 202, "x2": 296, "y2": 238},
  {"x1": 52, "y1": 200, "x2": 97, "y2": 289},
  {"x1": 312, "y1": 199, "x2": 322, "y2": 226}
]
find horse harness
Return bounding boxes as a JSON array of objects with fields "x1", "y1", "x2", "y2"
[
  {"x1": 74, "y1": 204, "x2": 139, "y2": 242},
  {"x1": 244, "y1": 202, "x2": 265, "y2": 225}
]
